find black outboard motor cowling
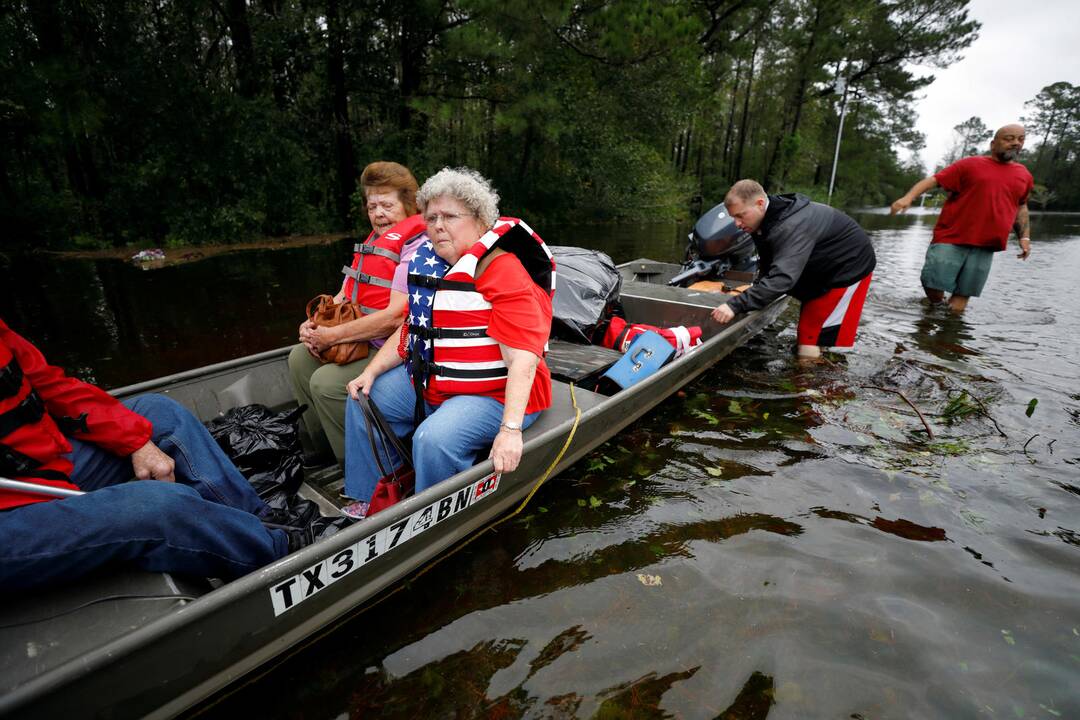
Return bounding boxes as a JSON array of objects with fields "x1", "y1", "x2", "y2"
[
  {"x1": 668, "y1": 203, "x2": 757, "y2": 286},
  {"x1": 692, "y1": 203, "x2": 755, "y2": 260}
]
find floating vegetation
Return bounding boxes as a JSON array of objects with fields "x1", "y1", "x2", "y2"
[
  {"x1": 942, "y1": 391, "x2": 980, "y2": 424},
  {"x1": 928, "y1": 438, "x2": 971, "y2": 456}
]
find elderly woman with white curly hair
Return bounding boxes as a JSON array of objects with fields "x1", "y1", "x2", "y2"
[{"x1": 339, "y1": 167, "x2": 556, "y2": 518}]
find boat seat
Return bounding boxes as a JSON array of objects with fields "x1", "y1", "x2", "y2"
[
  {"x1": 0, "y1": 570, "x2": 212, "y2": 695},
  {"x1": 545, "y1": 339, "x2": 623, "y2": 386}
]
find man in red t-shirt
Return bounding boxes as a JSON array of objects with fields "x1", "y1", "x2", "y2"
[{"x1": 891, "y1": 123, "x2": 1034, "y2": 313}]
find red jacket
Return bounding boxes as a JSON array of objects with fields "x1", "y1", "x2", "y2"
[{"x1": 0, "y1": 319, "x2": 151, "y2": 510}]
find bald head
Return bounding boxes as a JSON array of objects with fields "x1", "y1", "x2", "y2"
[
  {"x1": 724, "y1": 179, "x2": 769, "y2": 233},
  {"x1": 990, "y1": 124, "x2": 1025, "y2": 162}
]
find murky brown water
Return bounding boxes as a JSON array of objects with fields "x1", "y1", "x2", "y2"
[{"x1": 2, "y1": 212, "x2": 1078, "y2": 718}]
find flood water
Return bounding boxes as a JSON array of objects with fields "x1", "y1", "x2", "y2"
[{"x1": 2, "y1": 212, "x2": 1079, "y2": 718}]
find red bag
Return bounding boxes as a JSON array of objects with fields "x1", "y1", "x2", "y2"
[
  {"x1": 355, "y1": 392, "x2": 415, "y2": 517},
  {"x1": 601, "y1": 316, "x2": 702, "y2": 356},
  {"x1": 368, "y1": 467, "x2": 416, "y2": 516}
]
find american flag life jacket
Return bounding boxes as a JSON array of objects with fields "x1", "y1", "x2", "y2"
[
  {"x1": 405, "y1": 218, "x2": 555, "y2": 421},
  {"x1": 340, "y1": 214, "x2": 426, "y2": 314}
]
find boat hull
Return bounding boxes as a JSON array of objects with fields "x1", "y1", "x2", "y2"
[{"x1": 0, "y1": 262, "x2": 786, "y2": 719}]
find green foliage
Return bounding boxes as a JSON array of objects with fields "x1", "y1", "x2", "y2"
[
  {"x1": 1021, "y1": 82, "x2": 1080, "y2": 210},
  {"x1": 0, "y1": 0, "x2": 999, "y2": 249}
]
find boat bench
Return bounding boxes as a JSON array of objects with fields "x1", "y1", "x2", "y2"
[
  {"x1": 0, "y1": 570, "x2": 212, "y2": 696},
  {"x1": 545, "y1": 339, "x2": 623, "y2": 386}
]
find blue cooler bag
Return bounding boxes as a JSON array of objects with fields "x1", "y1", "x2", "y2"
[{"x1": 599, "y1": 330, "x2": 675, "y2": 391}]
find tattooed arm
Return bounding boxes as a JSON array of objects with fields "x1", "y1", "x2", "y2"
[{"x1": 1013, "y1": 204, "x2": 1031, "y2": 260}]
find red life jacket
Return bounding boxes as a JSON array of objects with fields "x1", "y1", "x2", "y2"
[
  {"x1": 0, "y1": 319, "x2": 151, "y2": 510},
  {"x1": 340, "y1": 214, "x2": 427, "y2": 314},
  {"x1": 412, "y1": 218, "x2": 554, "y2": 401},
  {"x1": 601, "y1": 316, "x2": 702, "y2": 357},
  {"x1": 0, "y1": 342, "x2": 82, "y2": 503}
]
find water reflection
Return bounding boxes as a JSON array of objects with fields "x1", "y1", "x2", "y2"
[
  {"x1": 3, "y1": 214, "x2": 1079, "y2": 719},
  {"x1": 910, "y1": 307, "x2": 979, "y2": 360}
]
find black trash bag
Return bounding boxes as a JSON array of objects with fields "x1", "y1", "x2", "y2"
[
  {"x1": 550, "y1": 246, "x2": 622, "y2": 344},
  {"x1": 261, "y1": 490, "x2": 320, "y2": 528},
  {"x1": 207, "y1": 404, "x2": 306, "y2": 498}
]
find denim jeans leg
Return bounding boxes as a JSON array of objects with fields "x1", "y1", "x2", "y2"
[
  {"x1": 125, "y1": 394, "x2": 267, "y2": 516},
  {"x1": 0, "y1": 482, "x2": 287, "y2": 591},
  {"x1": 412, "y1": 395, "x2": 540, "y2": 493},
  {"x1": 67, "y1": 435, "x2": 138, "y2": 491},
  {"x1": 343, "y1": 365, "x2": 421, "y2": 501}
]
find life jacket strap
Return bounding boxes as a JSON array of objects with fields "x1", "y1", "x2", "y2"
[
  {"x1": 408, "y1": 326, "x2": 490, "y2": 341},
  {"x1": 341, "y1": 266, "x2": 394, "y2": 289},
  {"x1": 0, "y1": 355, "x2": 24, "y2": 399},
  {"x1": 407, "y1": 273, "x2": 473, "y2": 293},
  {"x1": 412, "y1": 360, "x2": 508, "y2": 380},
  {"x1": 0, "y1": 390, "x2": 45, "y2": 440},
  {"x1": 0, "y1": 442, "x2": 70, "y2": 483},
  {"x1": 53, "y1": 412, "x2": 90, "y2": 436},
  {"x1": 352, "y1": 243, "x2": 401, "y2": 263}
]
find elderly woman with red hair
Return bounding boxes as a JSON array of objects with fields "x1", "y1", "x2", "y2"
[{"x1": 288, "y1": 161, "x2": 426, "y2": 464}]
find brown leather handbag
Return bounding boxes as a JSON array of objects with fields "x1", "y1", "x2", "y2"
[{"x1": 305, "y1": 294, "x2": 370, "y2": 365}]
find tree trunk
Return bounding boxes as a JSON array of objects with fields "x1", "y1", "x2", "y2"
[
  {"x1": 225, "y1": 0, "x2": 260, "y2": 98},
  {"x1": 327, "y1": 0, "x2": 356, "y2": 225},
  {"x1": 777, "y1": 4, "x2": 824, "y2": 186},
  {"x1": 733, "y1": 34, "x2": 759, "y2": 181},
  {"x1": 721, "y1": 57, "x2": 743, "y2": 177},
  {"x1": 260, "y1": 0, "x2": 290, "y2": 108}
]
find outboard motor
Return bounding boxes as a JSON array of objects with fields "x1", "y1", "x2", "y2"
[{"x1": 668, "y1": 203, "x2": 757, "y2": 286}]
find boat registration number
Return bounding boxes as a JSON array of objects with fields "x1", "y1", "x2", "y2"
[{"x1": 269, "y1": 472, "x2": 501, "y2": 616}]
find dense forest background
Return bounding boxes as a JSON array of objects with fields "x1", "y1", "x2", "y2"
[{"x1": 1, "y1": 0, "x2": 1076, "y2": 249}]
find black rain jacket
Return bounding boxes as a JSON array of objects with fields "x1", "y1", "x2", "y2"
[{"x1": 727, "y1": 193, "x2": 876, "y2": 314}]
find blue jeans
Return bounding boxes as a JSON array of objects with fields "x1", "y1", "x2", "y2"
[
  {"x1": 0, "y1": 394, "x2": 288, "y2": 591},
  {"x1": 343, "y1": 364, "x2": 539, "y2": 501}
]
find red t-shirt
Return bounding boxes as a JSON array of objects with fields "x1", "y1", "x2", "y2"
[
  {"x1": 932, "y1": 156, "x2": 1033, "y2": 251},
  {"x1": 425, "y1": 253, "x2": 552, "y2": 413}
]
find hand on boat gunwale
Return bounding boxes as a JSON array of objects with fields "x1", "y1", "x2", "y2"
[
  {"x1": 711, "y1": 303, "x2": 736, "y2": 324},
  {"x1": 131, "y1": 440, "x2": 176, "y2": 483},
  {"x1": 490, "y1": 430, "x2": 523, "y2": 474}
]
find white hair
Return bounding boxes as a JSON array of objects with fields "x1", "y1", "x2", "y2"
[{"x1": 417, "y1": 167, "x2": 500, "y2": 228}]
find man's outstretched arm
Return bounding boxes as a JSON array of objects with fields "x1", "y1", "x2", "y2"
[{"x1": 891, "y1": 176, "x2": 939, "y2": 214}]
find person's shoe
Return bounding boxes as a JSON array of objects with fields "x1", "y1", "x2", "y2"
[
  {"x1": 340, "y1": 500, "x2": 370, "y2": 520},
  {"x1": 284, "y1": 526, "x2": 315, "y2": 553},
  {"x1": 311, "y1": 516, "x2": 355, "y2": 542},
  {"x1": 282, "y1": 516, "x2": 356, "y2": 554}
]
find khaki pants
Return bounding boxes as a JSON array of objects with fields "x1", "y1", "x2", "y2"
[{"x1": 287, "y1": 344, "x2": 372, "y2": 464}]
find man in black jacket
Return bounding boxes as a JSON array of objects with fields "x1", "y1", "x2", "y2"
[{"x1": 711, "y1": 180, "x2": 876, "y2": 358}]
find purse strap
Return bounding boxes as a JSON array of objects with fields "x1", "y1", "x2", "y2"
[
  {"x1": 355, "y1": 392, "x2": 413, "y2": 478},
  {"x1": 306, "y1": 294, "x2": 333, "y2": 322}
]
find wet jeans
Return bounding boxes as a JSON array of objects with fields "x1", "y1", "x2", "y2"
[
  {"x1": 343, "y1": 364, "x2": 539, "y2": 501},
  {"x1": 0, "y1": 394, "x2": 288, "y2": 591}
]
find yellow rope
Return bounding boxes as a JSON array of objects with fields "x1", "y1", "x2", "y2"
[{"x1": 194, "y1": 386, "x2": 583, "y2": 715}]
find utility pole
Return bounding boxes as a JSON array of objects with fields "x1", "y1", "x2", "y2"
[{"x1": 827, "y1": 77, "x2": 849, "y2": 206}]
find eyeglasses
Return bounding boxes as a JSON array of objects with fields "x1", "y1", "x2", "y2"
[{"x1": 423, "y1": 211, "x2": 473, "y2": 226}]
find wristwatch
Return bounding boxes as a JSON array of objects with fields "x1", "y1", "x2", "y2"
[{"x1": 499, "y1": 421, "x2": 523, "y2": 433}]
